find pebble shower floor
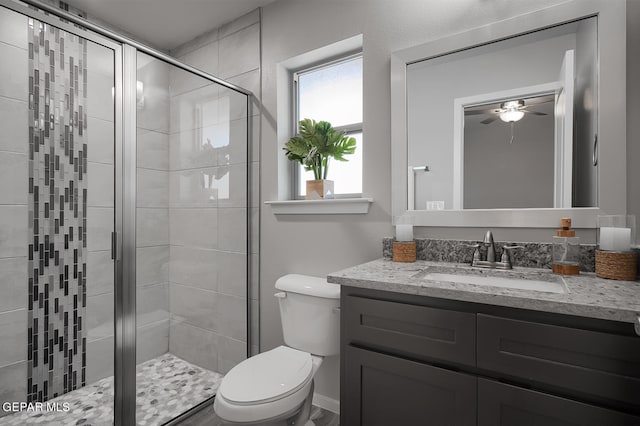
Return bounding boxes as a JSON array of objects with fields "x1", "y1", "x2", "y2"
[{"x1": 0, "y1": 353, "x2": 223, "y2": 425}]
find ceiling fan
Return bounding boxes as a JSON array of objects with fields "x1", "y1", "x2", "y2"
[
  {"x1": 465, "y1": 96, "x2": 553, "y2": 125},
  {"x1": 465, "y1": 95, "x2": 553, "y2": 143}
]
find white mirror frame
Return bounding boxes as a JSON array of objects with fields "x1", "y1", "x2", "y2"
[{"x1": 391, "y1": 0, "x2": 627, "y2": 228}]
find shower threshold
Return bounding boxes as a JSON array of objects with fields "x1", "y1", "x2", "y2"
[{"x1": 0, "y1": 353, "x2": 223, "y2": 426}]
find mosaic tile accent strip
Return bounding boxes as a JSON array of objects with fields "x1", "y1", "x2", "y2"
[
  {"x1": 27, "y1": 16, "x2": 88, "y2": 403},
  {"x1": 383, "y1": 237, "x2": 597, "y2": 272},
  {"x1": 0, "y1": 353, "x2": 223, "y2": 426},
  {"x1": 27, "y1": 1, "x2": 88, "y2": 21}
]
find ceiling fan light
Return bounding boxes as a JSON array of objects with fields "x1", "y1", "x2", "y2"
[
  {"x1": 501, "y1": 100, "x2": 524, "y2": 109},
  {"x1": 499, "y1": 109, "x2": 525, "y2": 123}
]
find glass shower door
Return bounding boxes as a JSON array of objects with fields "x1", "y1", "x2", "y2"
[
  {"x1": 133, "y1": 51, "x2": 249, "y2": 425},
  {"x1": 1, "y1": 3, "x2": 251, "y2": 425},
  {"x1": 0, "y1": 3, "x2": 118, "y2": 425}
]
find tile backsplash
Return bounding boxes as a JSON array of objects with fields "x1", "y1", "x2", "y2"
[{"x1": 383, "y1": 237, "x2": 598, "y2": 273}]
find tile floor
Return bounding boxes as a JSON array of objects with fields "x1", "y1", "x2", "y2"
[
  {"x1": 0, "y1": 353, "x2": 223, "y2": 426},
  {"x1": 177, "y1": 403, "x2": 340, "y2": 426}
]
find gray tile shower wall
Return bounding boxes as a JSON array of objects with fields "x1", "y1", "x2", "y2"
[
  {"x1": 135, "y1": 53, "x2": 171, "y2": 370},
  {"x1": 166, "y1": 8, "x2": 261, "y2": 371},
  {"x1": 383, "y1": 237, "x2": 597, "y2": 272},
  {"x1": 84, "y1": 34, "x2": 116, "y2": 388},
  {"x1": 0, "y1": 7, "x2": 259, "y2": 415},
  {"x1": 0, "y1": 2, "x2": 122, "y2": 400},
  {"x1": 0, "y1": 8, "x2": 30, "y2": 414},
  {"x1": 0, "y1": 1, "x2": 122, "y2": 410}
]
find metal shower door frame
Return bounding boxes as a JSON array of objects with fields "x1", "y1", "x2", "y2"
[
  {"x1": 0, "y1": 0, "x2": 131, "y2": 422},
  {"x1": 0, "y1": 1, "x2": 254, "y2": 425}
]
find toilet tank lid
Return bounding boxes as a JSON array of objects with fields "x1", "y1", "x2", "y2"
[{"x1": 276, "y1": 274, "x2": 340, "y2": 299}]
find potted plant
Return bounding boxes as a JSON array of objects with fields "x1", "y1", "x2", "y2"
[{"x1": 284, "y1": 118, "x2": 357, "y2": 199}]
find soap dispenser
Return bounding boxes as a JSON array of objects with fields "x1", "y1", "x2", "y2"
[{"x1": 552, "y1": 217, "x2": 580, "y2": 275}]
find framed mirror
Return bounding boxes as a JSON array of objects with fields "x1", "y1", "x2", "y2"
[{"x1": 391, "y1": 0, "x2": 627, "y2": 228}]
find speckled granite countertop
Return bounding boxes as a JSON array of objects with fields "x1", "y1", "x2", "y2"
[{"x1": 327, "y1": 259, "x2": 640, "y2": 324}]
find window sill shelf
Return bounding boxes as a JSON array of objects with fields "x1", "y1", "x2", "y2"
[{"x1": 265, "y1": 198, "x2": 373, "y2": 215}]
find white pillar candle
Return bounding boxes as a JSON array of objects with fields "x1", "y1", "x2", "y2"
[
  {"x1": 599, "y1": 227, "x2": 631, "y2": 251},
  {"x1": 396, "y1": 224, "x2": 414, "y2": 242}
]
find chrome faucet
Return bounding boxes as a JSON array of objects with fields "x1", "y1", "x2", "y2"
[
  {"x1": 465, "y1": 231, "x2": 523, "y2": 270},
  {"x1": 483, "y1": 230, "x2": 496, "y2": 262}
]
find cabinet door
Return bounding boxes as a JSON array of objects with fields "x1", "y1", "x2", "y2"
[
  {"x1": 478, "y1": 379, "x2": 640, "y2": 426},
  {"x1": 342, "y1": 345, "x2": 476, "y2": 426},
  {"x1": 343, "y1": 294, "x2": 476, "y2": 367},
  {"x1": 477, "y1": 314, "x2": 640, "y2": 407}
]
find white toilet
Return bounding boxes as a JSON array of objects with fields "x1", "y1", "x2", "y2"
[{"x1": 214, "y1": 274, "x2": 340, "y2": 425}]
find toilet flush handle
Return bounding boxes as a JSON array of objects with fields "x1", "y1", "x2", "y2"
[{"x1": 274, "y1": 292, "x2": 287, "y2": 299}]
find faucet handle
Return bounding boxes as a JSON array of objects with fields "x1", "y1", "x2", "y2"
[
  {"x1": 463, "y1": 243, "x2": 482, "y2": 264},
  {"x1": 501, "y1": 245, "x2": 524, "y2": 265},
  {"x1": 502, "y1": 245, "x2": 525, "y2": 250}
]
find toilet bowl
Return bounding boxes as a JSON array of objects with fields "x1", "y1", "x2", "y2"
[
  {"x1": 214, "y1": 274, "x2": 340, "y2": 425},
  {"x1": 214, "y1": 346, "x2": 323, "y2": 424}
]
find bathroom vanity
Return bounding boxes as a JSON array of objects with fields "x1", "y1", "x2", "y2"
[
  {"x1": 329, "y1": 260, "x2": 640, "y2": 426},
  {"x1": 341, "y1": 0, "x2": 637, "y2": 422}
]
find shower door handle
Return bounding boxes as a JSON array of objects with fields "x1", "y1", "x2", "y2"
[{"x1": 111, "y1": 232, "x2": 117, "y2": 260}]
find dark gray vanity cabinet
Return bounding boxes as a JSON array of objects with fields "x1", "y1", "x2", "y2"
[
  {"x1": 478, "y1": 379, "x2": 640, "y2": 426},
  {"x1": 342, "y1": 293, "x2": 476, "y2": 367},
  {"x1": 340, "y1": 286, "x2": 640, "y2": 426},
  {"x1": 477, "y1": 314, "x2": 640, "y2": 408},
  {"x1": 343, "y1": 346, "x2": 476, "y2": 426}
]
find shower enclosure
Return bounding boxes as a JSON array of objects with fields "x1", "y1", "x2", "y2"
[{"x1": 0, "y1": 1, "x2": 252, "y2": 425}]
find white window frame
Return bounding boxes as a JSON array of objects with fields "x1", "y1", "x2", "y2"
[{"x1": 292, "y1": 53, "x2": 363, "y2": 199}]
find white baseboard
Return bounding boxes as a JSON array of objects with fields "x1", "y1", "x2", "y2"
[{"x1": 312, "y1": 393, "x2": 340, "y2": 415}]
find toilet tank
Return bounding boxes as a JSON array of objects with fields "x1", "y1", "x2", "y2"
[{"x1": 275, "y1": 274, "x2": 340, "y2": 356}]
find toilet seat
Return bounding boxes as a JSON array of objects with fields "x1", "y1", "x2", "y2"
[
  {"x1": 219, "y1": 346, "x2": 313, "y2": 405},
  {"x1": 214, "y1": 346, "x2": 321, "y2": 423}
]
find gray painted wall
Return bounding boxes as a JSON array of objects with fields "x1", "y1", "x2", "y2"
[
  {"x1": 464, "y1": 109, "x2": 555, "y2": 209},
  {"x1": 259, "y1": 0, "x2": 574, "y2": 405},
  {"x1": 166, "y1": 0, "x2": 639, "y2": 408},
  {"x1": 628, "y1": 1, "x2": 640, "y2": 222}
]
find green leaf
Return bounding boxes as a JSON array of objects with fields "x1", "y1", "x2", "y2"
[{"x1": 283, "y1": 118, "x2": 357, "y2": 177}]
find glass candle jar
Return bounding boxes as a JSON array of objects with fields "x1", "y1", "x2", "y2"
[
  {"x1": 394, "y1": 215, "x2": 415, "y2": 242},
  {"x1": 597, "y1": 215, "x2": 636, "y2": 252}
]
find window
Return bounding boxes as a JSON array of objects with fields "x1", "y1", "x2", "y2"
[{"x1": 294, "y1": 55, "x2": 363, "y2": 198}]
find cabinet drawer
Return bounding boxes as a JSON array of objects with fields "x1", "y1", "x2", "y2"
[
  {"x1": 478, "y1": 379, "x2": 640, "y2": 426},
  {"x1": 343, "y1": 294, "x2": 475, "y2": 366},
  {"x1": 477, "y1": 314, "x2": 640, "y2": 407},
  {"x1": 343, "y1": 345, "x2": 477, "y2": 426}
]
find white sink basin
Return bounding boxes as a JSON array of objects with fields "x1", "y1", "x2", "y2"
[{"x1": 423, "y1": 272, "x2": 566, "y2": 294}]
